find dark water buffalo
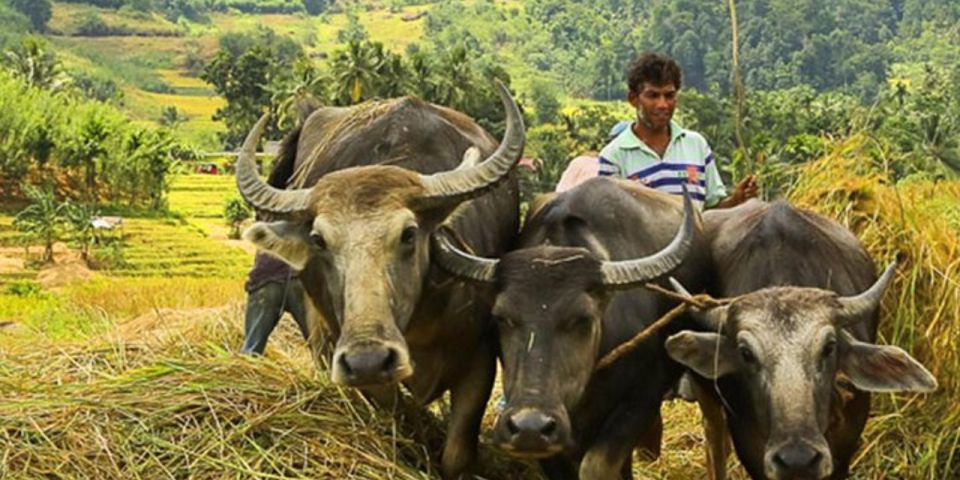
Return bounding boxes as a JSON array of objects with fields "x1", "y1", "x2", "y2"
[
  {"x1": 436, "y1": 178, "x2": 706, "y2": 479},
  {"x1": 666, "y1": 200, "x2": 937, "y2": 480},
  {"x1": 235, "y1": 82, "x2": 523, "y2": 479}
]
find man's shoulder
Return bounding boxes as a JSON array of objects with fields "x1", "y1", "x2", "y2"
[
  {"x1": 598, "y1": 141, "x2": 622, "y2": 162},
  {"x1": 679, "y1": 128, "x2": 710, "y2": 149}
]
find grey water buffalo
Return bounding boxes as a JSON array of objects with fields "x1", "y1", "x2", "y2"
[
  {"x1": 235, "y1": 81, "x2": 523, "y2": 479},
  {"x1": 436, "y1": 178, "x2": 707, "y2": 479},
  {"x1": 666, "y1": 200, "x2": 937, "y2": 480}
]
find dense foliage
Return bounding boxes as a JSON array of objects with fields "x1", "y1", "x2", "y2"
[
  {"x1": 0, "y1": 66, "x2": 195, "y2": 208},
  {"x1": 205, "y1": 26, "x2": 516, "y2": 148},
  {"x1": 57, "y1": 0, "x2": 333, "y2": 20}
]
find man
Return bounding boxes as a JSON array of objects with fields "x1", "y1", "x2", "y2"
[
  {"x1": 599, "y1": 52, "x2": 757, "y2": 209},
  {"x1": 241, "y1": 251, "x2": 309, "y2": 355}
]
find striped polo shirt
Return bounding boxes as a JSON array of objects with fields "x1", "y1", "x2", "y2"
[{"x1": 598, "y1": 121, "x2": 726, "y2": 209}]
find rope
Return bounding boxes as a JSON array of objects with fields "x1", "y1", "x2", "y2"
[{"x1": 594, "y1": 284, "x2": 734, "y2": 371}]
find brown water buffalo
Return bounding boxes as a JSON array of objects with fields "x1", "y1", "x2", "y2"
[
  {"x1": 235, "y1": 81, "x2": 523, "y2": 479},
  {"x1": 435, "y1": 178, "x2": 708, "y2": 479},
  {"x1": 666, "y1": 199, "x2": 937, "y2": 480}
]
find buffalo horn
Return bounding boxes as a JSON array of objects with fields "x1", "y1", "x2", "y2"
[
  {"x1": 433, "y1": 233, "x2": 498, "y2": 283},
  {"x1": 836, "y1": 261, "x2": 897, "y2": 325},
  {"x1": 235, "y1": 113, "x2": 311, "y2": 217},
  {"x1": 417, "y1": 79, "x2": 524, "y2": 208},
  {"x1": 599, "y1": 186, "x2": 695, "y2": 287}
]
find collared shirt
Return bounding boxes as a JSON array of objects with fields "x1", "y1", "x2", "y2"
[{"x1": 598, "y1": 121, "x2": 726, "y2": 209}]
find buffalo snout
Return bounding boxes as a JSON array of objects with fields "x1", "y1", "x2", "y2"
[
  {"x1": 766, "y1": 439, "x2": 832, "y2": 480},
  {"x1": 496, "y1": 407, "x2": 569, "y2": 458},
  {"x1": 331, "y1": 342, "x2": 413, "y2": 386}
]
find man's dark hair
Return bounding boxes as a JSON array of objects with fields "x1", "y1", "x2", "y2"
[{"x1": 626, "y1": 52, "x2": 682, "y2": 93}]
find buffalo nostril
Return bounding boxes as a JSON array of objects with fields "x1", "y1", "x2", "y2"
[
  {"x1": 337, "y1": 354, "x2": 353, "y2": 375},
  {"x1": 381, "y1": 348, "x2": 398, "y2": 372},
  {"x1": 774, "y1": 444, "x2": 821, "y2": 471},
  {"x1": 540, "y1": 417, "x2": 557, "y2": 437},
  {"x1": 506, "y1": 415, "x2": 520, "y2": 435}
]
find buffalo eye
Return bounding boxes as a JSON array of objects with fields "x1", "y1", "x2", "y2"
[
  {"x1": 310, "y1": 233, "x2": 326, "y2": 250},
  {"x1": 739, "y1": 345, "x2": 756, "y2": 365},
  {"x1": 400, "y1": 225, "x2": 418, "y2": 245}
]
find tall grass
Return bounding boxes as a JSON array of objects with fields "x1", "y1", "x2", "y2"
[{"x1": 788, "y1": 135, "x2": 960, "y2": 479}]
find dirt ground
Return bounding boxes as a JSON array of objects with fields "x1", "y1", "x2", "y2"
[{"x1": 0, "y1": 242, "x2": 98, "y2": 288}]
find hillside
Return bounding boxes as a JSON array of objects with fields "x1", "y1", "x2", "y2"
[{"x1": 32, "y1": 1, "x2": 435, "y2": 150}]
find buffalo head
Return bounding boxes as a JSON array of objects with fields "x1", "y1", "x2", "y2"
[
  {"x1": 435, "y1": 190, "x2": 696, "y2": 457},
  {"x1": 237, "y1": 80, "x2": 524, "y2": 387},
  {"x1": 666, "y1": 263, "x2": 937, "y2": 480}
]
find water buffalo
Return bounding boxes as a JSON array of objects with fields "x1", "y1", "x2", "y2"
[
  {"x1": 435, "y1": 178, "x2": 707, "y2": 479},
  {"x1": 666, "y1": 200, "x2": 937, "y2": 480},
  {"x1": 235, "y1": 81, "x2": 523, "y2": 479}
]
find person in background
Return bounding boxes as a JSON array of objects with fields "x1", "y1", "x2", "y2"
[
  {"x1": 598, "y1": 52, "x2": 758, "y2": 209},
  {"x1": 241, "y1": 252, "x2": 309, "y2": 355},
  {"x1": 554, "y1": 121, "x2": 632, "y2": 192}
]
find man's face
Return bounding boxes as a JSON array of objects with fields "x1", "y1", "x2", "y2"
[{"x1": 629, "y1": 82, "x2": 677, "y2": 131}]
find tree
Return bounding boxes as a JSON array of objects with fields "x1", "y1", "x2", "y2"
[
  {"x1": 13, "y1": 184, "x2": 70, "y2": 264},
  {"x1": 159, "y1": 105, "x2": 186, "y2": 127},
  {"x1": 302, "y1": 0, "x2": 329, "y2": 16},
  {"x1": 66, "y1": 202, "x2": 100, "y2": 263},
  {"x1": 330, "y1": 40, "x2": 379, "y2": 105},
  {"x1": 202, "y1": 28, "x2": 303, "y2": 148},
  {"x1": 3, "y1": 36, "x2": 70, "y2": 92},
  {"x1": 268, "y1": 56, "x2": 327, "y2": 129},
  {"x1": 9, "y1": 0, "x2": 52, "y2": 32},
  {"x1": 60, "y1": 111, "x2": 111, "y2": 202},
  {"x1": 530, "y1": 80, "x2": 560, "y2": 125},
  {"x1": 224, "y1": 196, "x2": 251, "y2": 239}
]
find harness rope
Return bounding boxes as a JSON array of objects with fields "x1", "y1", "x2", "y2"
[{"x1": 595, "y1": 284, "x2": 735, "y2": 371}]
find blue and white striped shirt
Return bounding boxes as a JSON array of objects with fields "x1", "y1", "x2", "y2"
[{"x1": 598, "y1": 121, "x2": 726, "y2": 209}]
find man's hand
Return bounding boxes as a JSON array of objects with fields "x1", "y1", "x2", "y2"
[
  {"x1": 716, "y1": 175, "x2": 759, "y2": 209},
  {"x1": 734, "y1": 175, "x2": 759, "y2": 202}
]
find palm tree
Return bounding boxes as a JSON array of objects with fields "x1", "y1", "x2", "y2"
[
  {"x1": 269, "y1": 57, "x2": 328, "y2": 129},
  {"x1": 13, "y1": 184, "x2": 70, "y2": 264},
  {"x1": 3, "y1": 36, "x2": 69, "y2": 92},
  {"x1": 434, "y1": 44, "x2": 474, "y2": 109},
  {"x1": 375, "y1": 51, "x2": 412, "y2": 98},
  {"x1": 331, "y1": 40, "x2": 378, "y2": 105}
]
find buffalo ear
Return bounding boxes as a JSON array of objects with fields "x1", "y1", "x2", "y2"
[
  {"x1": 840, "y1": 338, "x2": 938, "y2": 393},
  {"x1": 665, "y1": 331, "x2": 738, "y2": 379},
  {"x1": 243, "y1": 221, "x2": 312, "y2": 270}
]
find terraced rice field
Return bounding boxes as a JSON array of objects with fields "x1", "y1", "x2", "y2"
[{"x1": 0, "y1": 173, "x2": 251, "y2": 288}]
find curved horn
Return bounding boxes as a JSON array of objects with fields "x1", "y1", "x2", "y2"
[
  {"x1": 433, "y1": 232, "x2": 498, "y2": 283},
  {"x1": 235, "y1": 113, "x2": 311, "y2": 216},
  {"x1": 837, "y1": 261, "x2": 897, "y2": 324},
  {"x1": 669, "y1": 277, "x2": 728, "y2": 331},
  {"x1": 599, "y1": 185, "x2": 696, "y2": 287},
  {"x1": 417, "y1": 79, "x2": 525, "y2": 207}
]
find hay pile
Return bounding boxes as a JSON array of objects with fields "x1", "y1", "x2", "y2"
[
  {"x1": 0, "y1": 307, "x2": 482, "y2": 479},
  {"x1": 787, "y1": 134, "x2": 960, "y2": 478}
]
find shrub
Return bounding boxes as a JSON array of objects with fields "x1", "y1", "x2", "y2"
[{"x1": 223, "y1": 196, "x2": 251, "y2": 239}]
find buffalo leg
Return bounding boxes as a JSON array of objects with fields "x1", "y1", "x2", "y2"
[
  {"x1": 692, "y1": 378, "x2": 731, "y2": 480},
  {"x1": 441, "y1": 345, "x2": 496, "y2": 479},
  {"x1": 636, "y1": 412, "x2": 663, "y2": 461},
  {"x1": 579, "y1": 401, "x2": 660, "y2": 480}
]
